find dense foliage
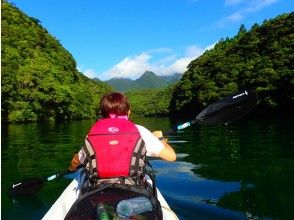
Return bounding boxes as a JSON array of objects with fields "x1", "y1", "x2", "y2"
[
  {"x1": 1, "y1": 1, "x2": 111, "y2": 123},
  {"x1": 127, "y1": 86, "x2": 175, "y2": 117},
  {"x1": 131, "y1": 71, "x2": 169, "y2": 90},
  {"x1": 103, "y1": 77, "x2": 134, "y2": 92},
  {"x1": 171, "y1": 13, "x2": 294, "y2": 117}
]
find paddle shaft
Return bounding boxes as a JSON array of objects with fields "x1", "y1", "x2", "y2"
[
  {"x1": 163, "y1": 89, "x2": 257, "y2": 136},
  {"x1": 11, "y1": 169, "x2": 75, "y2": 196}
]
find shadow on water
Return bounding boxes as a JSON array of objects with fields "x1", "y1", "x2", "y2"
[
  {"x1": 164, "y1": 117, "x2": 294, "y2": 220},
  {"x1": 1, "y1": 120, "x2": 93, "y2": 219},
  {"x1": 5, "y1": 195, "x2": 45, "y2": 219}
]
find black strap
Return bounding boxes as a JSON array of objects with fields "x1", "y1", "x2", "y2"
[
  {"x1": 83, "y1": 141, "x2": 94, "y2": 178},
  {"x1": 130, "y1": 139, "x2": 146, "y2": 184}
]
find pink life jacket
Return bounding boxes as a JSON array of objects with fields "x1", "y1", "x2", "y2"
[{"x1": 84, "y1": 118, "x2": 146, "y2": 181}]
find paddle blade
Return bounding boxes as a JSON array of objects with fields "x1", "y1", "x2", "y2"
[
  {"x1": 10, "y1": 177, "x2": 45, "y2": 196},
  {"x1": 195, "y1": 90, "x2": 258, "y2": 125}
]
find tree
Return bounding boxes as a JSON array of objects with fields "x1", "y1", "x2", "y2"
[{"x1": 170, "y1": 12, "x2": 294, "y2": 117}]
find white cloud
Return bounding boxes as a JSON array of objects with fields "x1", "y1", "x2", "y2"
[
  {"x1": 79, "y1": 44, "x2": 216, "y2": 80},
  {"x1": 245, "y1": 0, "x2": 279, "y2": 12},
  {"x1": 205, "y1": 42, "x2": 217, "y2": 51},
  {"x1": 78, "y1": 67, "x2": 97, "y2": 78},
  {"x1": 219, "y1": 12, "x2": 244, "y2": 28},
  {"x1": 99, "y1": 44, "x2": 210, "y2": 80},
  {"x1": 105, "y1": 53, "x2": 151, "y2": 79},
  {"x1": 219, "y1": 0, "x2": 279, "y2": 27}
]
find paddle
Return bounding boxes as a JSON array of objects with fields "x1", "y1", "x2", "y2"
[
  {"x1": 10, "y1": 167, "x2": 82, "y2": 196},
  {"x1": 164, "y1": 89, "x2": 257, "y2": 135},
  {"x1": 11, "y1": 89, "x2": 257, "y2": 195}
]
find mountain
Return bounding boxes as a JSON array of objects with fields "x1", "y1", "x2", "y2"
[
  {"x1": 104, "y1": 77, "x2": 134, "y2": 92},
  {"x1": 159, "y1": 73, "x2": 182, "y2": 84},
  {"x1": 133, "y1": 71, "x2": 168, "y2": 89},
  {"x1": 105, "y1": 71, "x2": 181, "y2": 92},
  {"x1": 1, "y1": 1, "x2": 111, "y2": 123}
]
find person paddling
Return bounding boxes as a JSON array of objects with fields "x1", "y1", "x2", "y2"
[{"x1": 69, "y1": 92, "x2": 176, "y2": 186}]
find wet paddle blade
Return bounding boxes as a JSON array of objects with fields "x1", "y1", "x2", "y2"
[
  {"x1": 10, "y1": 168, "x2": 82, "y2": 196},
  {"x1": 195, "y1": 90, "x2": 258, "y2": 125},
  {"x1": 10, "y1": 177, "x2": 45, "y2": 196}
]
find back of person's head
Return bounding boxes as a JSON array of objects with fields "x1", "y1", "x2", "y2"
[{"x1": 100, "y1": 92, "x2": 130, "y2": 118}]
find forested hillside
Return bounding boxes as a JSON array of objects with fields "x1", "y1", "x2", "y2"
[
  {"x1": 127, "y1": 85, "x2": 175, "y2": 117},
  {"x1": 132, "y1": 71, "x2": 168, "y2": 90},
  {"x1": 1, "y1": 1, "x2": 111, "y2": 123},
  {"x1": 104, "y1": 77, "x2": 134, "y2": 92},
  {"x1": 171, "y1": 13, "x2": 294, "y2": 118},
  {"x1": 104, "y1": 71, "x2": 178, "y2": 92}
]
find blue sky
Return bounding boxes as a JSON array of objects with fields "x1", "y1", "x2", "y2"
[{"x1": 8, "y1": 0, "x2": 294, "y2": 80}]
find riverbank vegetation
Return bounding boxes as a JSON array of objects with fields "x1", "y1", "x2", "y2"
[{"x1": 1, "y1": 1, "x2": 293, "y2": 123}]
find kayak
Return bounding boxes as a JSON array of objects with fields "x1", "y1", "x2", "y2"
[{"x1": 42, "y1": 175, "x2": 178, "y2": 220}]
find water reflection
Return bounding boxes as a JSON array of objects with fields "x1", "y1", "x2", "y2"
[
  {"x1": 170, "y1": 117, "x2": 294, "y2": 219},
  {"x1": 2, "y1": 117, "x2": 294, "y2": 220}
]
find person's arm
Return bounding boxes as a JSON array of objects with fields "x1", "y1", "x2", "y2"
[
  {"x1": 158, "y1": 141, "x2": 176, "y2": 161},
  {"x1": 152, "y1": 131, "x2": 176, "y2": 161}
]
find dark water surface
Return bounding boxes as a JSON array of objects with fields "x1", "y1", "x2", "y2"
[{"x1": 2, "y1": 117, "x2": 294, "y2": 220}]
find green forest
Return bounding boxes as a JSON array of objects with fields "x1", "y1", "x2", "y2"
[
  {"x1": 1, "y1": 0, "x2": 293, "y2": 123},
  {"x1": 171, "y1": 13, "x2": 294, "y2": 117},
  {"x1": 1, "y1": 1, "x2": 111, "y2": 123},
  {"x1": 127, "y1": 85, "x2": 175, "y2": 117}
]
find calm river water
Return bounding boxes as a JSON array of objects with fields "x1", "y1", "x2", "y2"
[{"x1": 2, "y1": 117, "x2": 294, "y2": 220}]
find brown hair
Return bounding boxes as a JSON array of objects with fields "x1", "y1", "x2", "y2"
[{"x1": 100, "y1": 92, "x2": 130, "y2": 118}]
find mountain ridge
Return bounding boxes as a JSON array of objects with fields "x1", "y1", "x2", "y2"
[{"x1": 103, "y1": 71, "x2": 182, "y2": 92}]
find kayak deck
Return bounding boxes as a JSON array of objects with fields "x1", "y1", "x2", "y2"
[{"x1": 42, "y1": 178, "x2": 178, "y2": 220}]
